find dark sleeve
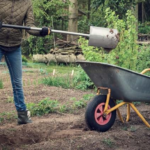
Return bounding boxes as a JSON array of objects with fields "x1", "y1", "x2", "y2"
[{"x1": 24, "y1": 0, "x2": 40, "y2": 36}]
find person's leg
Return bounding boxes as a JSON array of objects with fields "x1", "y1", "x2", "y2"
[
  {"x1": 0, "y1": 48, "x2": 4, "y2": 61},
  {"x1": 4, "y1": 47, "x2": 31, "y2": 124},
  {"x1": 5, "y1": 47, "x2": 26, "y2": 111}
]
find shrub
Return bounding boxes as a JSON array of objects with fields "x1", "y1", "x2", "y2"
[
  {"x1": 27, "y1": 98, "x2": 58, "y2": 116},
  {"x1": 79, "y1": 8, "x2": 139, "y2": 71},
  {"x1": 22, "y1": 55, "x2": 28, "y2": 63}
]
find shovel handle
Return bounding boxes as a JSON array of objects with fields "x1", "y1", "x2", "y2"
[
  {"x1": 2, "y1": 23, "x2": 41, "y2": 31},
  {"x1": 1, "y1": 23, "x2": 89, "y2": 37}
]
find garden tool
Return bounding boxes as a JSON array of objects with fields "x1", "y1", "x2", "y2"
[{"x1": 0, "y1": 21, "x2": 119, "y2": 50}]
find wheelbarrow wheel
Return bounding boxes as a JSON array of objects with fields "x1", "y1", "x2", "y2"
[{"x1": 85, "y1": 95, "x2": 116, "y2": 132}]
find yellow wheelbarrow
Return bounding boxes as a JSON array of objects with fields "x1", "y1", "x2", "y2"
[{"x1": 78, "y1": 61, "x2": 150, "y2": 132}]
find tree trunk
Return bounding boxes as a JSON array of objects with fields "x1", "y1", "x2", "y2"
[
  {"x1": 132, "y1": 3, "x2": 138, "y2": 32},
  {"x1": 135, "y1": 4, "x2": 139, "y2": 31},
  {"x1": 88, "y1": 0, "x2": 91, "y2": 19},
  {"x1": 142, "y1": 2, "x2": 144, "y2": 23},
  {"x1": 67, "y1": 0, "x2": 78, "y2": 42}
]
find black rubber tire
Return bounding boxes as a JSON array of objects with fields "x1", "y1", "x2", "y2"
[{"x1": 85, "y1": 95, "x2": 116, "y2": 132}]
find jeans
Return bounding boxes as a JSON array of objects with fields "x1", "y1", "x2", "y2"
[{"x1": 0, "y1": 47, "x2": 26, "y2": 111}]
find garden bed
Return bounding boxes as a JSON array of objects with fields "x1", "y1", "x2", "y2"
[{"x1": 0, "y1": 65, "x2": 150, "y2": 150}]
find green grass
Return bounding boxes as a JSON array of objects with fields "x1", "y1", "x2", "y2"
[
  {"x1": 22, "y1": 62, "x2": 79, "y2": 74},
  {"x1": 0, "y1": 79, "x2": 3, "y2": 89},
  {"x1": 41, "y1": 75, "x2": 74, "y2": 89},
  {"x1": 0, "y1": 93, "x2": 94, "y2": 123},
  {"x1": 0, "y1": 111, "x2": 17, "y2": 123}
]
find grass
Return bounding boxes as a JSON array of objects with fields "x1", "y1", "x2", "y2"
[
  {"x1": 26, "y1": 94, "x2": 94, "y2": 116},
  {"x1": 0, "y1": 93, "x2": 93, "y2": 124},
  {"x1": 0, "y1": 111, "x2": 17, "y2": 123},
  {"x1": 129, "y1": 126, "x2": 137, "y2": 132},
  {"x1": 22, "y1": 62, "x2": 79, "y2": 74},
  {"x1": 0, "y1": 79, "x2": 3, "y2": 89},
  {"x1": 0, "y1": 62, "x2": 94, "y2": 123},
  {"x1": 42, "y1": 75, "x2": 74, "y2": 89},
  {"x1": 102, "y1": 138, "x2": 114, "y2": 147}
]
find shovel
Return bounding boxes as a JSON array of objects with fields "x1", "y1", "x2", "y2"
[{"x1": 0, "y1": 21, "x2": 119, "y2": 50}]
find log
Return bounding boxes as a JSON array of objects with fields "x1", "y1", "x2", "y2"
[
  {"x1": 76, "y1": 54, "x2": 85, "y2": 61},
  {"x1": 45, "y1": 54, "x2": 57, "y2": 63},
  {"x1": 32, "y1": 54, "x2": 46, "y2": 63},
  {"x1": 32, "y1": 53, "x2": 85, "y2": 64}
]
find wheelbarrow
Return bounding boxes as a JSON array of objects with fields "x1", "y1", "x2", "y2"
[{"x1": 77, "y1": 61, "x2": 150, "y2": 132}]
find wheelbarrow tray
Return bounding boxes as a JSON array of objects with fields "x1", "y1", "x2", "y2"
[{"x1": 77, "y1": 61, "x2": 150, "y2": 102}]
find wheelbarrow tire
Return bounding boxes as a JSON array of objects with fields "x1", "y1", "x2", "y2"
[{"x1": 85, "y1": 95, "x2": 116, "y2": 132}]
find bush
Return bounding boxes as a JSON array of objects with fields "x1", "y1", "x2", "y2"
[
  {"x1": 27, "y1": 98, "x2": 58, "y2": 116},
  {"x1": 136, "y1": 45, "x2": 150, "y2": 74},
  {"x1": 73, "y1": 67, "x2": 95, "y2": 90},
  {"x1": 22, "y1": 55, "x2": 28, "y2": 63},
  {"x1": 79, "y1": 8, "x2": 138, "y2": 71},
  {"x1": 138, "y1": 25, "x2": 150, "y2": 34}
]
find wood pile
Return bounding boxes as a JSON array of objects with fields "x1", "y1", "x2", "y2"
[{"x1": 33, "y1": 39, "x2": 85, "y2": 64}]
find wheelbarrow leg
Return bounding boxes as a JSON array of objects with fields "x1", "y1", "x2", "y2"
[
  {"x1": 129, "y1": 103, "x2": 150, "y2": 128},
  {"x1": 104, "y1": 88, "x2": 111, "y2": 112},
  {"x1": 105, "y1": 88, "x2": 125, "y2": 123},
  {"x1": 126, "y1": 103, "x2": 130, "y2": 122},
  {"x1": 105, "y1": 101, "x2": 150, "y2": 128},
  {"x1": 117, "y1": 107, "x2": 124, "y2": 123},
  {"x1": 96, "y1": 87, "x2": 150, "y2": 128},
  {"x1": 97, "y1": 87, "x2": 125, "y2": 123}
]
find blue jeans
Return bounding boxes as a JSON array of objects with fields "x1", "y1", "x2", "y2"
[{"x1": 0, "y1": 47, "x2": 26, "y2": 111}]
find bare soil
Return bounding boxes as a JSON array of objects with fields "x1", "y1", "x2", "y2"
[{"x1": 0, "y1": 65, "x2": 150, "y2": 150}]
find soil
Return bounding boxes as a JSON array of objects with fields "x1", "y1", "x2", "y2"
[{"x1": 0, "y1": 65, "x2": 150, "y2": 150}]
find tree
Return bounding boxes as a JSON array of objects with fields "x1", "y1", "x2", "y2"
[
  {"x1": 91, "y1": 0, "x2": 137, "y2": 19},
  {"x1": 22, "y1": 0, "x2": 69, "y2": 55},
  {"x1": 67, "y1": 0, "x2": 78, "y2": 42}
]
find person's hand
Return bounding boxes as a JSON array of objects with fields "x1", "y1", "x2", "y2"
[{"x1": 40, "y1": 27, "x2": 51, "y2": 36}]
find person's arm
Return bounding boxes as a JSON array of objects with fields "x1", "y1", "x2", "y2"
[{"x1": 24, "y1": 1, "x2": 50, "y2": 36}]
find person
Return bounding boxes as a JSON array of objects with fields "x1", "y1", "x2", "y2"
[{"x1": 0, "y1": 0, "x2": 51, "y2": 125}]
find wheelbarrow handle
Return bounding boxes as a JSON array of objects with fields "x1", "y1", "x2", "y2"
[{"x1": 0, "y1": 22, "x2": 90, "y2": 37}]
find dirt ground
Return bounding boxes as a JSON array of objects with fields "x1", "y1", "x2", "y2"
[{"x1": 0, "y1": 65, "x2": 150, "y2": 150}]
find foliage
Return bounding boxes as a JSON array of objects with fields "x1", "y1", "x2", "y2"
[
  {"x1": 27, "y1": 98, "x2": 58, "y2": 116},
  {"x1": 22, "y1": 0, "x2": 70, "y2": 55},
  {"x1": 73, "y1": 66, "x2": 95, "y2": 90},
  {"x1": 78, "y1": 38, "x2": 107, "y2": 62},
  {"x1": 22, "y1": 55, "x2": 28, "y2": 63},
  {"x1": 102, "y1": 138, "x2": 114, "y2": 147},
  {"x1": 138, "y1": 22, "x2": 150, "y2": 34},
  {"x1": 26, "y1": 94, "x2": 94, "y2": 116},
  {"x1": 0, "y1": 111, "x2": 16, "y2": 123},
  {"x1": 91, "y1": 0, "x2": 136, "y2": 19},
  {"x1": 0, "y1": 79, "x2": 3, "y2": 89},
  {"x1": 6, "y1": 96, "x2": 13, "y2": 103},
  {"x1": 0, "y1": 92, "x2": 93, "y2": 123},
  {"x1": 105, "y1": 8, "x2": 138, "y2": 70},
  {"x1": 72, "y1": 93, "x2": 94, "y2": 108},
  {"x1": 138, "y1": 26, "x2": 150, "y2": 34},
  {"x1": 42, "y1": 75, "x2": 73, "y2": 89},
  {"x1": 41, "y1": 67, "x2": 95, "y2": 90},
  {"x1": 21, "y1": 0, "x2": 150, "y2": 59},
  {"x1": 137, "y1": 45, "x2": 150, "y2": 74},
  {"x1": 79, "y1": 8, "x2": 139, "y2": 71}
]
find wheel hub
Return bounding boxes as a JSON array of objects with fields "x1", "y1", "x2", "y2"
[{"x1": 94, "y1": 103, "x2": 112, "y2": 125}]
